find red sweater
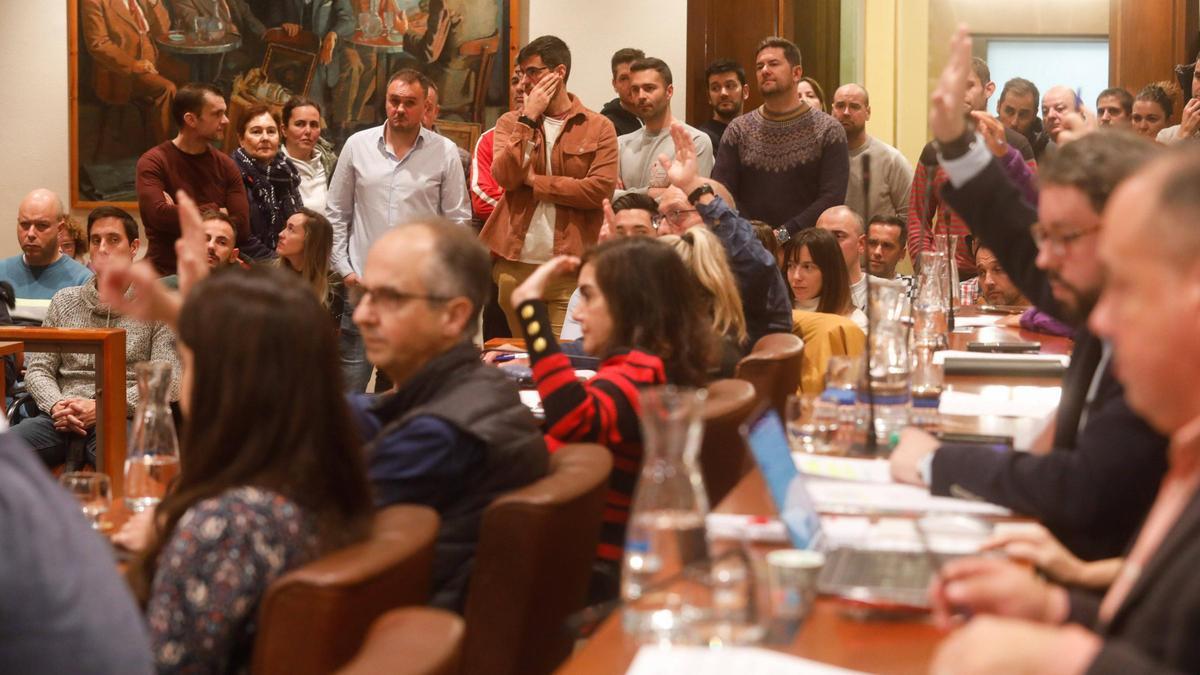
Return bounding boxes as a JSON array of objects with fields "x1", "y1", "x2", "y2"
[{"x1": 135, "y1": 141, "x2": 251, "y2": 275}]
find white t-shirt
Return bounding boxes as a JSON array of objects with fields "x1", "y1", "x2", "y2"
[
  {"x1": 284, "y1": 145, "x2": 328, "y2": 214},
  {"x1": 519, "y1": 115, "x2": 567, "y2": 264}
]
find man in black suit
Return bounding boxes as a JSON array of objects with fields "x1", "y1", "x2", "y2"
[
  {"x1": 889, "y1": 27, "x2": 1168, "y2": 563},
  {"x1": 923, "y1": 36, "x2": 1200, "y2": 675}
]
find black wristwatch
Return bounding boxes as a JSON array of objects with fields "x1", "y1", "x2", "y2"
[
  {"x1": 687, "y1": 183, "x2": 715, "y2": 205},
  {"x1": 774, "y1": 227, "x2": 792, "y2": 244},
  {"x1": 518, "y1": 115, "x2": 539, "y2": 130}
]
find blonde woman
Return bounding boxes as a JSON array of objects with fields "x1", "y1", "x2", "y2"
[
  {"x1": 659, "y1": 227, "x2": 748, "y2": 377},
  {"x1": 276, "y1": 207, "x2": 344, "y2": 327}
]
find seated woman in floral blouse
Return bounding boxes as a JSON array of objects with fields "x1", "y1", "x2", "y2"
[{"x1": 117, "y1": 265, "x2": 375, "y2": 674}]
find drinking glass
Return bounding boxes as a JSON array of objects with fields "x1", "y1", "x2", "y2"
[
  {"x1": 59, "y1": 471, "x2": 112, "y2": 530},
  {"x1": 785, "y1": 394, "x2": 837, "y2": 455}
]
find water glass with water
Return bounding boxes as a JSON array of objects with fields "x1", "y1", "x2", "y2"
[{"x1": 60, "y1": 471, "x2": 112, "y2": 530}]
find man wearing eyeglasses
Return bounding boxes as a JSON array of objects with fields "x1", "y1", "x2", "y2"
[
  {"x1": 349, "y1": 220, "x2": 547, "y2": 612},
  {"x1": 0, "y1": 189, "x2": 93, "y2": 306},
  {"x1": 890, "y1": 28, "x2": 1169, "y2": 563},
  {"x1": 479, "y1": 35, "x2": 618, "y2": 339}
]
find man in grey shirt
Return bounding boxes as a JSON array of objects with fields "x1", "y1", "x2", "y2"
[
  {"x1": 0, "y1": 431, "x2": 153, "y2": 674},
  {"x1": 326, "y1": 68, "x2": 471, "y2": 392},
  {"x1": 617, "y1": 57, "x2": 713, "y2": 199},
  {"x1": 832, "y1": 84, "x2": 913, "y2": 221}
]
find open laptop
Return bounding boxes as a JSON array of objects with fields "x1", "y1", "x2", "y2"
[{"x1": 740, "y1": 407, "x2": 946, "y2": 609}]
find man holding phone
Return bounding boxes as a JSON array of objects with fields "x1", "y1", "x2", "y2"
[{"x1": 480, "y1": 35, "x2": 618, "y2": 337}]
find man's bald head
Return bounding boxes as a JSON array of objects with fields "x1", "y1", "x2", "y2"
[
  {"x1": 16, "y1": 188, "x2": 67, "y2": 266},
  {"x1": 833, "y1": 83, "x2": 869, "y2": 106},
  {"x1": 1042, "y1": 85, "x2": 1080, "y2": 141},
  {"x1": 816, "y1": 205, "x2": 866, "y2": 278},
  {"x1": 378, "y1": 220, "x2": 491, "y2": 320}
]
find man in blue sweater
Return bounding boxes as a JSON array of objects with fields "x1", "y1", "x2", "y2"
[{"x1": 0, "y1": 189, "x2": 92, "y2": 306}]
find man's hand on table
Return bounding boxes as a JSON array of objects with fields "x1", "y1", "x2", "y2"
[
  {"x1": 889, "y1": 427, "x2": 940, "y2": 485},
  {"x1": 930, "y1": 556, "x2": 1068, "y2": 629},
  {"x1": 930, "y1": 616, "x2": 1092, "y2": 675}
]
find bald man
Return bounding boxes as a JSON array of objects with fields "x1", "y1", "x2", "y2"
[
  {"x1": 0, "y1": 189, "x2": 93, "y2": 303},
  {"x1": 832, "y1": 83, "x2": 913, "y2": 221},
  {"x1": 816, "y1": 204, "x2": 885, "y2": 312},
  {"x1": 1042, "y1": 85, "x2": 1081, "y2": 147}
]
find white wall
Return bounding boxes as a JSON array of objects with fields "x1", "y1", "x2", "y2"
[
  {"x1": 525, "y1": 0, "x2": 689, "y2": 122},
  {"x1": 0, "y1": 3, "x2": 73, "y2": 259}
]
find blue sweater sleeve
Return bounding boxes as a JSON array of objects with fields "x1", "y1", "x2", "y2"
[
  {"x1": 367, "y1": 415, "x2": 485, "y2": 508},
  {"x1": 697, "y1": 196, "x2": 793, "y2": 341}
]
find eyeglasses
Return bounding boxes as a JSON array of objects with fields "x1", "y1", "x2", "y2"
[
  {"x1": 652, "y1": 209, "x2": 698, "y2": 228},
  {"x1": 349, "y1": 283, "x2": 452, "y2": 310},
  {"x1": 517, "y1": 66, "x2": 549, "y2": 81},
  {"x1": 1030, "y1": 224, "x2": 1100, "y2": 255}
]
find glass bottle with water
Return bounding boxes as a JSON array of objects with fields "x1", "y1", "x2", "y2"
[
  {"x1": 124, "y1": 362, "x2": 180, "y2": 511},
  {"x1": 859, "y1": 280, "x2": 911, "y2": 455},
  {"x1": 622, "y1": 386, "x2": 710, "y2": 643}
]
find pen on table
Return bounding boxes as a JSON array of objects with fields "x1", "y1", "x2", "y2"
[{"x1": 493, "y1": 353, "x2": 526, "y2": 363}]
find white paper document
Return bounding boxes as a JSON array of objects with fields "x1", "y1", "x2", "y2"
[
  {"x1": 804, "y1": 479, "x2": 1011, "y2": 517},
  {"x1": 626, "y1": 646, "x2": 866, "y2": 675},
  {"x1": 938, "y1": 388, "x2": 1061, "y2": 419},
  {"x1": 793, "y1": 455, "x2": 892, "y2": 483},
  {"x1": 949, "y1": 315, "x2": 1004, "y2": 328}
]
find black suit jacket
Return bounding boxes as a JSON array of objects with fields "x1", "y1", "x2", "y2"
[
  {"x1": 929, "y1": 157, "x2": 1168, "y2": 561},
  {"x1": 1063, "y1": 487, "x2": 1200, "y2": 673}
]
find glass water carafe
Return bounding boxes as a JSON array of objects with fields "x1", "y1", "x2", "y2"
[
  {"x1": 622, "y1": 386, "x2": 710, "y2": 642},
  {"x1": 859, "y1": 279, "x2": 911, "y2": 454},
  {"x1": 124, "y1": 362, "x2": 180, "y2": 512}
]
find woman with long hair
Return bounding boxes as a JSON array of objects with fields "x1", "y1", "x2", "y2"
[
  {"x1": 232, "y1": 105, "x2": 303, "y2": 259},
  {"x1": 786, "y1": 227, "x2": 867, "y2": 329},
  {"x1": 508, "y1": 236, "x2": 715, "y2": 599},
  {"x1": 798, "y1": 76, "x2": 827, "y2": 112},
  {"x1": 276, "y1": 207, "x2": 344, "y2": 325},
  {"x1": 113, "y1": 247, "x2": 373, "y2": 672},
  {"x1": 659, "y1": 226, "x2": 747, "y2": 375}
]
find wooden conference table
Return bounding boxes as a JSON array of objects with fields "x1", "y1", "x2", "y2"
[{"x1": 557, "y1": 311, "x2": 1072, "y2": 675}]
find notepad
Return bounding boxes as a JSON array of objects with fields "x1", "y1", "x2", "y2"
[
  {"x1": 934, "y1": 350, "x2": 1069, "y2": 377},
  {"x1": 793, "y1": 455, "x2": 892, "y2": 484},
  {"x1": 804, "y1": 479, "x2": 1012, "y2": 517},
  {"x1": 626, "y1": 646, "x2": 867, "y2": 674}
]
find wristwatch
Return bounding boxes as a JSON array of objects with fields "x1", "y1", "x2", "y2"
[
  {"x1": 687, "y1": 183, "x2": 715, "y2": 205},
  {"x1": 518, "y1": 115, "x2": 539, "y2": 130},
  {"x1": 774, "y1": 227, "x2": 791, "y2": 245}
]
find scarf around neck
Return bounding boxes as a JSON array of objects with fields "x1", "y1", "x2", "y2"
[{"x1": 233, "y1": 147, "x2": 300, "y2": 244}]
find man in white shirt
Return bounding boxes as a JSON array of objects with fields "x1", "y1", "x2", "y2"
[
  {"x1": 326, "y1": 68, "x2": 471, "y2": 392},
  {"x1": 616, "y1": 57, "x2": 713, "y2": 199}
]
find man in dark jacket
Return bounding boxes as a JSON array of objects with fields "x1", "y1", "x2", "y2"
[
  {"x1": 889, "y1": 28, "x2": 1168, "y2": 563},
  {"x1": 599, "y1": 47, "x2": 644, "y2": 137},
  {"x1": 349, "y1": 219, "x2": 548, "y2": 611}
]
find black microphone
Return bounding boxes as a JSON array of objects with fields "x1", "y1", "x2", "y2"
[{"x1": 861, "y1": 153, "x2": 876, "y2": 456}]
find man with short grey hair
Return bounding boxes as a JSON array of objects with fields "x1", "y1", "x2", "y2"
[{"x1": 348, "y1": 220, "x2": 547, "y2": 612}]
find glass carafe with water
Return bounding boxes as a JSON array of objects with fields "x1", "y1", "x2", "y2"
[
  {"x1": 859, "y1": 279, "x2": 911, "y2": 454},
  {"x1": 621, "y1": 386, "x2": 710, "y2": 642},
  {"x1": 124, "y1": 362, "x2": 180, "y2": 511}
]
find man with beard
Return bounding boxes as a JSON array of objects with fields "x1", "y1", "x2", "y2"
[
  {"x1": 890, "y1": 27, "x2": 1169, "y2": 562},
  {"x1": 712, "y1": 37, "x2": 848, "y2": 244},
  {"x1": 996, "y1": 77, "x2": 1049, "y2": 159},
  {"x1": 832, "y1": 83, "x2": 913, "y2": 220},
  {"x1": 699, "y1": 58, "x2": 749, "y2": 150},
  {"x1": 615, "y1": 58, "x2": 713, "y2": 198}
]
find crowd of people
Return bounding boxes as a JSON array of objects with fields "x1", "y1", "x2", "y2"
[{"x1": 4, "y1": 19, "x2": 1200, "y2": 674}]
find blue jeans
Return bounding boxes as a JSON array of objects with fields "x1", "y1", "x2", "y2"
[
  {"x1": 338, "y1": 298, "x2": 391, "y2": 393},
  {"x1": 12, "y1": 412, "x2": 97, "y2": 469}
]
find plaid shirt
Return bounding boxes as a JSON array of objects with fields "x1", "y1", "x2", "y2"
[{"x1": 907, "y1": 131, "x2": 1037, "y2": 277}]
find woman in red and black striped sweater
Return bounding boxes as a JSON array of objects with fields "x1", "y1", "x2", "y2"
[{"x1": 510, "y1": 237, "x2": 716, "y2": 600}]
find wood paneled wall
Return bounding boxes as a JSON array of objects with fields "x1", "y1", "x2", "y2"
[{"x1": 1110, "y1": 0, "x2": 1198, "y2": 101}]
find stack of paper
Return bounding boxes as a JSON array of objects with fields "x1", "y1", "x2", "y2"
[{"x1": 626, "y1": 646, "x2": 867, "y2": 674}]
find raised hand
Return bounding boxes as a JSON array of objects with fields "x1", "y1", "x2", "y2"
[
  {"x1": 970, "y1": 111, "x2": 1009, "y2": 158},
  {"x1": 598, "y1": 198, "x2": 616, "y2": 242},
  {"x1": 174, "y1": 190, "x2": 209, "y2": 298},
  {"x1": 1057, "y1": 104, "x2": 1098, "y2": 146},
  {"x1": 658, "y1": 122, "x2": 703, "y2": 193},
  {"x1": 930, "y1": 25, "x2": 973, "y2": 144},
  {"x1": 522, "y1": 72, "x2": 560, "y2": 121}
]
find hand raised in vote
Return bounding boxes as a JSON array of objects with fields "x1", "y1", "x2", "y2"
[
  {"x1": 509, "y1": 255, "x2": 580, "y2": 308},
  {"x1": 658, "y1": 122, "x2": 705, "y2": 195},
  {"x1": 930, "y1": 25, "x2": 973, "y2": 144},
  {"x1": 598, "y1": 198, "x2": 616, "y2": 242},
  {"x1": 1057, "y1": 105, "x2": 1098, "y2": 146},
  {"x1": 888, "y1": 426, "x2": 940, "y2": 485},
  {"x1": 930, "y1": 556, "x2": 1066, "y2": 629},
  {"x1": 970, "y1": 112, "x2": 1008, "y2": 158}
]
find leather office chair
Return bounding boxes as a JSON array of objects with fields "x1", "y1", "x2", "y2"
[
  {"x1": 699, "y1": 378, "x2": 760, "y2": 505},
  {"x1": 734, "y1": 333, "x2": 804, "y2": 418},
  {"x1": 334, "y1": 607, "x2": 464, "y2": 675},
  {"x1": 460, "y1": 444, "x2": 612, "y2": 675},
  {"x1": 251, "y1": 504, "x2": 440, "y2": 675}
]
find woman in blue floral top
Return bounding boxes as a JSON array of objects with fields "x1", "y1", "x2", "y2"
[{"x1": 123, "y1": 266, "x2": 375, "y2": 674}]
